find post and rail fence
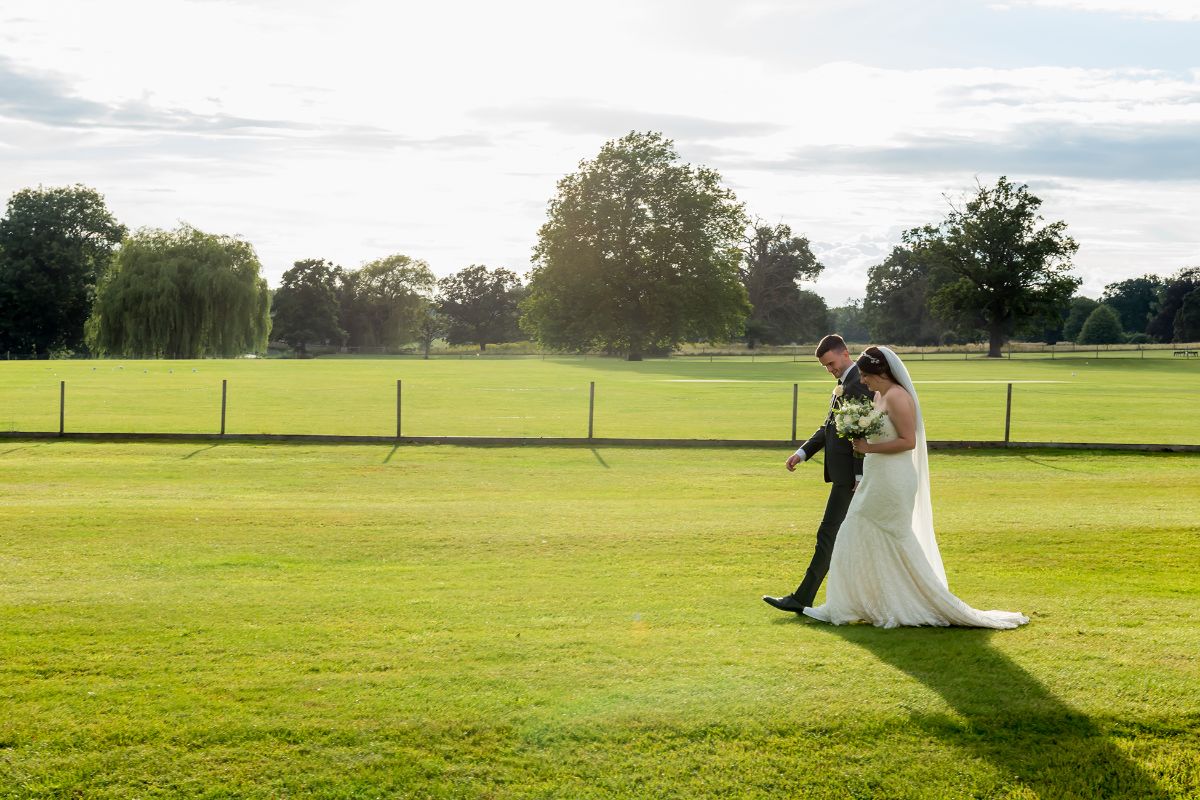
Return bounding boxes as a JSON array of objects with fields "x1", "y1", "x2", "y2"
[{"x1": 7, "y1": 378, "x2": 1197, "y2": 453}]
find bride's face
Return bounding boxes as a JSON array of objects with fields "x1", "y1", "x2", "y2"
[{"x1": 860, "y1": 371, "x2": 890, "y2": 394}]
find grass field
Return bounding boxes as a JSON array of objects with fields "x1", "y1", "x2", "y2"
[
  {"x1": 1, "y1": 442, "x2": 1198, "y2": 797},
  {"x1": 1, "y1": 352, "x2": 1198, "y2": 443}
]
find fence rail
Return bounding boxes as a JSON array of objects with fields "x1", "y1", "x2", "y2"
[{"x1": 1, "y1": 430, "x2": 1196, "y2": 453}]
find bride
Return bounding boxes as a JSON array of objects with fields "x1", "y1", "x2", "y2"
[{"x1": 803, "y1": 345, "x2": 1029, "y2": 629}]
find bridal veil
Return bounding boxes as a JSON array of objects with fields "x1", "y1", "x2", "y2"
[{"x1": 878, "y1": 346, "x2": 948, "y2": 588}]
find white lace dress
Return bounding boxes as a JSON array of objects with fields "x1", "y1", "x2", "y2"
[{"x1": 804, "y1": 413, "x2": 1029, "y2": 629}]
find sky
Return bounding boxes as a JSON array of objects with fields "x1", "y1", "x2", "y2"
[{"x1": 1, "y1": 0, "x2": 1197, "y2": 305}]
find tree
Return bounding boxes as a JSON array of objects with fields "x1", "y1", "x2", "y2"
[
  {"x1": 1077, "y1": 304, "x2": 1124, "y2": 345},
  {"x1": 438, "y1": 264, "x2": 524, "y2": 351},
  {"x1": 0, "y1": 185, "x2": 125, "y2": 356},
  {"x1": 271, "y1": 259, "x2": 344, "y2": 357},
  {"x1": 415, "y1": 301, "x2": 446, "y2": 359},
  {"x1": 339, "y1": 254, "x2": 435, "y2": 349},
  {"x1": 907, "y1": 177, "x2": 1080, "y2": 357},
  {"x1": 88, "y1": 224, "x2": 269, "y2": 358},
  {"x1": 828, "y1": 300, "x2": 870, "y2": 344},
  {"x1": 740, "y1": 222, "x2": 823, "y2": 347},
  {"x1": 1175, "y1": 288, "x2": 1200, "y2": 342},
  {"x1": 863, "y1": 246, "x2": 952, "y2": 346},
  {"x1": 1148, "y1": 267, "x2": 1200, "y2": 342},
  {"x1": 1063, "y1": 296, "x2": 1099, "y2": 342},
  {"x1": 1101, "y1": 274, "x2": 1162, "y2": 336},
  {"x1": 522, "y1": 131, "x2": 750, "y2": 360},
  {"x1": 791, "y1": 290, "x2": 830, "y2": 344}
]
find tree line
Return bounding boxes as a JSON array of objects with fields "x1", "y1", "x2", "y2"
[
  {"x1": 2, "y1": 132, "x2": 1196, "y2": 360},
  {"x1": 0, "y1": 186, "x2": 527, "y2": 359}
]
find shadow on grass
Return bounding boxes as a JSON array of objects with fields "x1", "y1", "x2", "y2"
[
  {"x1": 590, "y1": 448, "x2": 610, "y2": 469},
  {"x1": 813, "y1": 624, "x2": 1169, "y2": 798},
  {"x1": 181, "y1": 444, "x2": 220, "y2": 459}
]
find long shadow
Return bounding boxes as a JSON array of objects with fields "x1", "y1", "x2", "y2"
[
  {"x1": 590, "y1": 448, "x2": 610, "y2": 469},
  {"x1": 181, "y1": 444, "x2": 219, "y2": 460},
  {"x1": 383, "y1": 444, "x2": 400, "y2": 464},
  {"x1": 1018, "y1": 453, "x2": 1098, "y2": 473},
  {"x1": 812, "y1": 624, "x2": 1169, "y2": 798}
]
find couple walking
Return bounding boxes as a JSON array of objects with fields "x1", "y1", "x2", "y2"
[{"x1": 763, "y1": 335, "x2": 1028, "y2": 629}]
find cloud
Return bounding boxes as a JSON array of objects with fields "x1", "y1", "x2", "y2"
[
  {"x1": 472, "y1": 100, "x2": 784, "y2": 142},
  {"x1": 997, "y1": 1, "x2": 1200, "y2": 21},
  {"x1": 728, "y1": 121, "x2": 1200, "y2": 182},
  {"x1": 0, "y1": 55, "x2": 493, "y2": 152}
]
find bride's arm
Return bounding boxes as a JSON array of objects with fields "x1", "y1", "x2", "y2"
[{"x1": 858, "y1": 390, "x2": 917, "y2": 454}]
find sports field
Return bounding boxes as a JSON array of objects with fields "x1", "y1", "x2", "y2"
[
  {"x1": 1, "y1": 440, "x2": 1198, "y2": 798},
  {"x1": 1, "y1": 356, "x2": 1198, "y2": 796},
  {"x1": 1, "y1": 352, "x2": 1197, "y2": 443}
]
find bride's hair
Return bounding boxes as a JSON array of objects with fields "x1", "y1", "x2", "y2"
[{"x1": 856, "y1": 346, "x2": 895, "y2": 380}]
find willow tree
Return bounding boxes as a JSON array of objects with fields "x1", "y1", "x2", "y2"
[
  {"x1": 88, "y1": 224, "x2": 271, "y2": 357},
  {"x1": 523, "y1": 131, "x2": 749, "y2": 360},
  {"x1": 338, "y1": 254, "x2": 435, "y2": 349}
]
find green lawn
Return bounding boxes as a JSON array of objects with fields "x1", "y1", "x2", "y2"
[
  {"x1": 1, "y1": 442, "x2": 1197, "y2": 797},
  {"x1": 1, "y1": 353, "x2": 1198, "y2": 443}
]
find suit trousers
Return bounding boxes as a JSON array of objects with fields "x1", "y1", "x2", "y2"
[{"x1": 793, "y1": 482, "x2": 855, "y2": 608}]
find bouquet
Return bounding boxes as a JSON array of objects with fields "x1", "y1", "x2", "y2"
[{"x1": 833, "y1": 397, "x2": 887, "y2": 457}]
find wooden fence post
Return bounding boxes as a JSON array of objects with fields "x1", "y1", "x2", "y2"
[
  {"x1": 791, "y1": 383, "x2": 798, "y2": 443},
  {"x1": 396, "y1": 379, "x2": 402, "y2": 438},
  {"x1": 1004, "y1": 383, "x2": 1013, "y2": 444},
  {"x1": 59, "y1": 380, "x2": 65, "y2": 435},
  {"x1": 220, "y1": 379, "x2": 227, "y2": 435},
  {"x1": 588, "y1": 381, "x2": 595, "y2": 439}
]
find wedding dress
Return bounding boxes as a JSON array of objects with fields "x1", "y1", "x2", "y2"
[{"x1": 804, "y1": 347, "x2": 1029, "y2": 629}]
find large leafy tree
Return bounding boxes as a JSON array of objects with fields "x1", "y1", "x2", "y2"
[
  {"x1": 88, "y1": 224, "x2": 269, "y2": 358},
  {"x1": 907, "y1": 177, "x2": 1080, "y2": 357},
  {"x1": 522, "y1": 131, "x2": 750, "y2": 360},
  {"x1": 271, "y1": 259, "x2": 345, "y2": 357},
  {"x1": 339, "y1": 254, "x2": 435, "y2": 349},
  {"x1": 1147, "y1": 266, "x2": 1200, "y2": 342},
  {"x1": 415, "y1": 301, "x2": 446, "y2": 359},
  {"x1": 1174, "y1": 287, "x2": 1200, "y2": 342},
  {"x1": 1063, "y1": 296, "x2": 1100, "y2": 343},
  {"x1": 863, "y1": 245, "x2": 952, "y2": 346},
  {"x1": 740, "y1": 222, "x2": 823, "y2": 347},
  {"x1": 438, "y1": 264, "x2": 524, "y2": 351},
  {"x1": 0, "y1": 185, "x2": 126, "y2": 356},
  {"x1": 1101, "y1": 274, "x2": 1162, "y2": 336},
  {"x1": 1077, "y1": 304, "x2": 1124, "y2": 345}
]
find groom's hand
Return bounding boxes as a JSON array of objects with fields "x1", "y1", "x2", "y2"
[{"x1": 786, "y1": 453, "x2": 804, "y2": 471}]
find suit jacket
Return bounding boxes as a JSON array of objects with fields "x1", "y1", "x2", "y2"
[{"x1": 798, "y1": 364, "x2": 874, "y2": 486}]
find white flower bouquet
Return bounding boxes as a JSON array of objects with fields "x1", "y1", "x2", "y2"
[{"x1": 833, "y1": 397, "x2": 887, "y2": 457}]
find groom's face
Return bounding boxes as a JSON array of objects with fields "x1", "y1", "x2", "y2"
[{"x1": 819, "y1": 348, "x2": 851, "y2": 379}]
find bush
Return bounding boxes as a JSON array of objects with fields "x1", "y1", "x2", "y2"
[
  {"x1": 1125, "y1": 332, "x2": 1153, "y2": 345},
  {"x1": 1077, "y1": 304, "x2": 1124, "y2": 345}
]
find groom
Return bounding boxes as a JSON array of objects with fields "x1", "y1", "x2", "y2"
[{"x1": 764, "y1": 334, "x2": 873, "y2": 615}]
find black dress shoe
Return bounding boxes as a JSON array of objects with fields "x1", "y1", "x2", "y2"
[{"x1": 763, "y1": 594, "x2": 807, "y2": 613}]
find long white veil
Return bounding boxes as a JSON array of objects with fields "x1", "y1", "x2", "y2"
[{"x1": 878, "y1": 346, "x2": 948, "y2": 588}]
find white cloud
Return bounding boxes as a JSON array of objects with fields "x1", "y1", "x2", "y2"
[
  {"x1": 0, "y1": 0, "x2": 1196, "y2": 309},
  {"x1": 1000, "y1": 0, "x2": 1200, "y2": 21}
]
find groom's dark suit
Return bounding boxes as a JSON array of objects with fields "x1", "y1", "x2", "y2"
[{"x1": 792, "y1": 363, "x2": 873, "y2": 608}]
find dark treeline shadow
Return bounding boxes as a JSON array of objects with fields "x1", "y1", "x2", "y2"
[{"x1": 812, "y1": 624, "x2": 1169, "y2": 799}]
